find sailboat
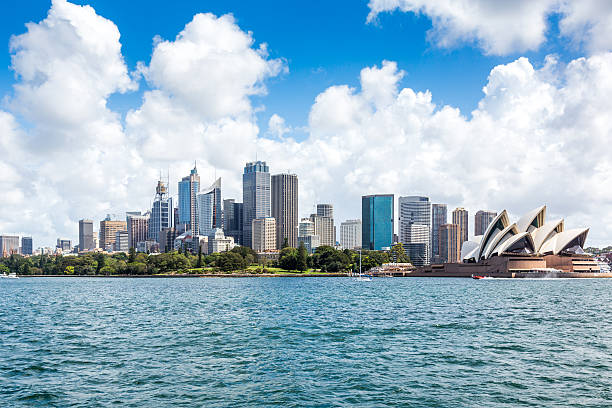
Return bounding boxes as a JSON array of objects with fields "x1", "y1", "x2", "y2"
[
  {"x1": 355, "y1": 249, "x2": 372, "y2": 281},
  {"x1": 1, "y1": 272, "x2": 18, "y2": 279}
]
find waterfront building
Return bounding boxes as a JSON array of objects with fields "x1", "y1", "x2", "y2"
[
  {"x1": 197, "y1": 189, "x2": 214, "y2": 237},
  {"x1": 100, "y1": 217, "x2": 127, "y2": 251},
  {"x1": 271, "y1": 173, "x2": 298, "y2": 248},
  {"x1": 431, "y1": 204, "x2": 447, "y2": 262},
  {"x1": 127, "y1": 212, "x2": 150, "y2": 250},
  {"x1": 439, "y1": 224, "x2": 460, "y2": 263},
  {"x1": 242, "y1": 161, "x2": 271, "y2": 249},
  {"x1": 159, "y1": 227, "x2": 177, "y2": 253},
  {"x1": 252, "y1": 217, "x2": 276, "y2": 252},
  {"x1": 398, "y1": 196, "x2": 431, "y2": 266},
  {"x1": 223, "y1": 199, "x2": 244, "y2": 246},
  {"x1": 178, "y1": 165, "x2": 200, "y2": 233},
  {"x1": 299, "y1": 218, "x2": 315, "y2": 237},
  {"x1": 21, "y1": 236, "x2": 33, "y2": 255},
  {"x1": 362, "y1": 194, "x2": 394, "y2": 250},
  {"x1": 0, "y1": 235, "x2": 20, "y2": 257},
  {"x1": 339, "y1": 219, "x2": 362, "y2": 250},
  {"x1": 311, "y1": 213, "x2": 335, "y2": 247},
  {"x1": 56, "y1": 239, "x2": 71, "y2": 252},
  {"x1": 114, "y1": 230, "x2": 129, "y2": 252},
  {"x1": 149, "y1": 180, "x2": 173, "y2": 243},
  {"x1": 208, "y1": 228, "x2": 236, "y2": 254},
  {"x1": 475, "y1": 210, "x2": 497, "y2": 236},
  {"x1": 79, "y1": 219, "x2": 94, "y2": 251},
  {"x1": 452, "y1": 207, "x2": 469, "y2": 248},
  {"x1": 298, "y1": 234, "x2": 321, "y2": 254}
]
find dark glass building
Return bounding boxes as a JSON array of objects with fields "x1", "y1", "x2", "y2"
[
  {"x1": 362, "y1": 194, "x2": 394, "y2": 251},
  {"x1": 242, "y1": 161, "x2": 270, "y2": 249}
]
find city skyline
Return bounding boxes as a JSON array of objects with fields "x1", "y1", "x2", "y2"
[{"x1": 1, "y1": 1, "x2": 612, "y2": 248}]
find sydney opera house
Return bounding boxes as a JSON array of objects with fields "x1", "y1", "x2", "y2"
[{"x1": 418, "y1": 205, "x2": 604, "y2": 277}]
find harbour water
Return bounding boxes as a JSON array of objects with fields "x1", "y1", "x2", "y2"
[{"x1": 1, "y1": 277, "x2": 611, "y2": 407}]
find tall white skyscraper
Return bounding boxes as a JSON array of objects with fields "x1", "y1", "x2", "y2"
[{"x1": 398, "y1": 196, "x2": 431, "y2": 266}]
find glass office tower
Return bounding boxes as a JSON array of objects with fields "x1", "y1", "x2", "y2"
[{"x1": 362, "y1": 194, "x2": 394, "y2": 250}]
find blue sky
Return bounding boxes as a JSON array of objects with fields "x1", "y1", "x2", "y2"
[
  {"x1": 2, "y1": 0, "x2": 612, "y2": 248},
  {"x1": 0, "y1": 0, "x2": 583, "y2": 139}
]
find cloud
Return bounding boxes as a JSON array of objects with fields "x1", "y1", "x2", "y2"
[
  {"x1": 367, "y1": 0, "x2": 612, "y2": 55},
  {"x1": 266, "y1": 114, "x2": 291, "y2": 139}
]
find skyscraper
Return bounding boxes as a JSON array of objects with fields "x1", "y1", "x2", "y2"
[
  {"x1": 317, "y1": 204, "x2": 333, "y2": 218},
  {"x1": 398, "y1": 196, "x2": 431, "y2": 266},
  {"x1": 21, "y1": 236, "x2": 33, "y2": 255},
  {"x1": 452, "y1": 207, "x2": 469, "y2": 249},
  {"x1": 298, "y1": 218, "x2": 320, "y2": 254},
  {"x1": 78, "y1": 219, "x2": 94, "y2": 251},
  {"x1": 207, "y1": 178, "x2": 222, "y2": 229},
  {"x1": 431, "y1": 204, "x2": 447, "y2": 262},
  {"x1": 99, "y1": 216, "x2": 127, "y2": 251},
  {"x1": 0, "y1": 235, "x2": 20, "y2": 257},
  {"x1": 271, "y1": 173, "x2": 298, "y2": 248},
  {"x1": 56, "y1": 239, "x2": 71, "y2": 251},
  {"x1": 127, "y1": 212, "x2": 150, "y2": 250},
  {"x1": 242, "y1": 161, "x2": 271, "y2": 249},
  {"x1": 149, "y1": 179, "x2": 173, "y2": 243},
  {"x1": 178, "y1": 165, "x2": 200, "y2": 233},
  {"x1": 252, "y1": 217, "x2": 276, "y2": 252},
  {"x1": 223, "y1": 199, "x2": 244, "y2": 246},
  {"x1": 197, "y1": 190, "x2": 214, "y2": 237},
  {"x1": 439, "y1": 223, "x2": 460, "y2": 263},
  {"x1": 362, "y1": 194, "x2": 394, "y2": 250},
  {"x1": 340, "y1": 219, "x2": 362, "y2": 249},
  {"x1": 311, "y1": 213, "x2": 335, "y2": 247},
  {"x1": 475, "y1": 210, "x2": 497, "y2": 236}
]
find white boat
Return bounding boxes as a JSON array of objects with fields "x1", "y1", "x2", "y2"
[
  {"x1": 354, "y1": 249, "x2": 373, "y2": 281},
  {"x1": 1, "y1": 272, "x2": 18, "y2": 279}
]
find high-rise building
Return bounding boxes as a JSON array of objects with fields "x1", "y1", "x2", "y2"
[
  {"x1": 252, "y1": 217, "x2": 276, "y2": 252},
  {"x1": 208, "y1": 228, "x2": 236, "y2": 254},
  {"x1": 0, "y1": 235, "x2": 20, "y2": 257},
  {"x1": 298, "y1": 218, "x2": 320, "y2": 254},
  {"x1": 362, "y1": 194, "x2": 394, "y2": 250},
  {"x1": 21, "y1": 236, "x2": 33, "y2": 255},
  {"x1": 178, "y1": 165, "x2": 200, "y2": 232},
  {"x1": 398, "y1": 196, "x2": 431, "y2": 266},
  {"x1": 317, "y1": 204, "x2": 333, "y2": 218},
  {"x1": 311, "y1": 213, "x2": 335, "y2": 247},
  {"x1": 197, "y1": 190, "x2": 214, "y2": 237},
  {"x1": 223, "y1": 199, "x2": 244, "y2": 246},
  {"x1": 56, "y1": 239, "x2": 71, "y2": 252},
  {"x1": 452, "y1": 207, "x2": 469, "y2": 248},
  {"x1": 127, "y1": 212, "x2": 150, "y2": 249},
  {"x1": 159, "y1": 227, "x2": 177, "y2": 253},
  {"x1": 475, "y1": 210, "x2": 497, "y2": 236},
  {"x1": 242, "y1": 161, "x2": 271, "y2": 249},
  {"x1": 114, "y1": 230, "x2": 129, "y2": 252},
  {"x1": 99, "y1": 217, "x2": 127, "y2": 251},
  {"x1": 339, "y1": 219, "x2": 362, "y2": 249},
  {"x1": 78, "y1": 219, "x2": 94, "y2": 251},
  {"x1": 272, "y1": 173, "x2": 299, "y2": 248},
  {"x1": 439, "y1": 224, "x2": 460, "y2": 263},
  {"x1": 431, "y1": 204, "x2": 447, "y2": 262},
  {"x1": 149, "y1": 180, "x2": 173, "y2": 243}
]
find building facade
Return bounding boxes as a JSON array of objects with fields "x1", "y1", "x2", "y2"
[
  {"x1": 362, "y1": 194, "x2": 394, "y2": 250},
  {"x1": 196, "y1": 190, "x2": 214, "y2": 237},
  {"x1": 0, "y1": 235, "x2": 20, "y2": 257},
  {"x1": 398, "y1": 196, "x2": 431, "y2": 265},
  {"x1": 339, "y1": 219, "x2": 362, "y2": 249},
  {"x1": 242, "y1": 161, "x2": 271, "y2": 249},
  {"x1": 252, "y1": 217, "x2": 276, "y2": 252},
  {"x1": 100, "y1": 218, "x2": 127, "y2": 251},
  {"x1": 223, "y1": 199, "x2": 244, "y2": 246},
  {"x1": 208, "y1": 228, "x2": 236, "y2": 254},
  {"x1": 159, "y1": 227, "x2": 178, "y2": 253},
  {"x1": 311, "y1": 213, "x2": 335, "y2": 247},
  {"x1": 79, "y1": 219, "x2": 94, "y2": 251},
  {"x1": 452, "y1": 207, "x2": 469, "y2": 248},
  {"x1": 317, "y1": 204, "x2": 333, "y2": 218},
  {"x1": 21, "y1": 236, "x2": 33, "y2": 255},
  {"x1": 178, "y1": 165, "x2": 200, "y2": 232},
  {"x1": 127, "y1": 212, "x2": 150, "y2": 249},
  {"x1": 431, "y1": 204, "x2": 447, "y2": 262},
  {"x1": 271, "y1": 173, "x2": 299, "y2": 248},
  {"x1": 114, "y1": 230, "x2": 129, "y2": 252},
  {"x1": 56, "y1": 239, "x2": 71, "y2": 252},
  {"x1": 439, "y1": 223, "x2": 460, "y2": 263},
  {"x1": 475, "y1": 210, "x2": 497, "y2": 236},
  {"x1": 149, "y1": 180, "x2": 173, "y2": 243}
]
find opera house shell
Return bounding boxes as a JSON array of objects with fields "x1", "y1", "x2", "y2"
[{"x1": 417, "y1": 205, "x2": 604, "y2": 278}]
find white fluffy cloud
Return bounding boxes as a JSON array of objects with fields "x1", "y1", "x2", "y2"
[
  {"x1": 367, "y1": 0, "x2": 612, "y2": 55},
  {"x1": 2, "y1": 0, "x2": 612, "y2": 249}
]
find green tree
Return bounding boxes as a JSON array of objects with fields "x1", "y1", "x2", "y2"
[
  {"x1": 196, "y1": 245, "x2": 202, "y2": 268},
  {"x1": 278, "y1": 247, "x2": 298, "y2": 271},
  {"x1": 128, "y1": 247, "x2": 136, "y2": 263},
  {"x1": 64, "y1": 266, "x2": 75, "y2": 275},
  {"x1": 96, "y1": 253, "x2": 106, "y2": 273},
  {"x1": 390, "y1": 243, "x2": 409, "y2": 263},
  {"x1": 0, "y1": 264, "x2": 9, "y2": 275},
  {"x1": 281, "y1": 238, "x2": 289, "y2": 249},
  {"x1": 297, "y1": 242, "x2": 308, "y2": 271},
  {"x1": 217, "y1": 252, "x2": 247, "y2": 272}
]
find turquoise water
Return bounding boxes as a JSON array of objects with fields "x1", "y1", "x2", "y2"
[{"x1": 1, "y1": 277, "x2": 611, "y2": 407}]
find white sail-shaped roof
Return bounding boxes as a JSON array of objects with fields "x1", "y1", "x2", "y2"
[
  {"x1": 483, "y1": 223, "x2": 518, "y2": 259},
  {"x1": 461, "y1": 236, "x2": 481, "y2": 262},
  {"x1": 516, "y1": 205, "x2": 546, "y2": 233},
  {"x1": 532, "y1": 219, "x2": 564, "y2": 253},
  {"x1": 490, "y1": 232, "x2": 535, "y2": 256},
  {"x1": 478, "y1": 210, "x2": 510, "y2": 260}
]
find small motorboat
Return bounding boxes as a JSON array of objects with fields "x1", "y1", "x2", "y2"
[
  {"x1": 1, "y1": 272, "x2": 18, "y2": 279},
  {"x1": 472, "y1": 275, "x2": 485, "y2": 280}
]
